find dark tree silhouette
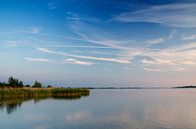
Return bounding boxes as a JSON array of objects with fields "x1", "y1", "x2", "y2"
[
  {"x1": 32, "y1": 81, "x2": 42, "y2": 88},
  {"x1": 8, "y1": 77, "x2": 23, "y2": 88}
]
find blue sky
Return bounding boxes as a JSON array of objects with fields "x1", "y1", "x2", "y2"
[{"x1": 1, "y1": 0, "x2": 196, "y2": 87}]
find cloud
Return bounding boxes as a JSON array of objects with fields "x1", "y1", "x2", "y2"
[
  {"x1": 182, "y1": 34, "x2": 196, "y2": 40},
  {"x1": 24, "y1": 57, "x2": 56, "y2": 64},
  {"x1": 59, "y1": 52, "x2": 131, "y2": 64},
  {"x1": 140, "y1": 42, "x2": 196, "y2": 71},
  {"x1": 141, "y1": 59, "x2": 155, "y2": 64},
  {"x1": 66, "y1": 13, "x2": 102, "y2": 22},
  {"x1": 36, "y1": 44, "x2": 112, "y2": 49},
  {"x1": 25, "y1": 57, "x2": 94, "y2": 66},
  {"x1": 168, "y1": 29, "x2": 176, "y2": 39},
  {"x1": 4, "y1": 41, "x2": 18, "y2": 47},
  {"x1": 48, "y1": 2, "x2": 57, "y2": 10},
  {"x1": 114, "y1": 3, "x2": 196, "y2": 27},
  {"x1": 37, "y1": 48, "x2": 56, "y2": 54},
  {"x1": 141, "y1": 58, "x2": 175, "y2": 66},
  {"x1": 28, "y1": 27, "x2": 42, "y2": 34},
  {"x1": 37, "y1": 48, "x2": 131, "y2": 64},
  {"x1": 123, "y1": 67, "x2": 133, "y2": 71},
  {"x1": 143, "y1": 67, "x2": 163, "y2": 72},
  {"x1": 146, "y1": 37, "x2": 165, "y2": 45},
  {"x1": 63, "y1": 58, "x2": 94, "y2": 66},
  {"x1": 72, "y1": 30, "x2": 128, "y2": 50}
]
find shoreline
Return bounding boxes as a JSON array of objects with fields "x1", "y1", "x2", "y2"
[{"x1": 0, "y1": 87, "x2": 90, "y2": 99}]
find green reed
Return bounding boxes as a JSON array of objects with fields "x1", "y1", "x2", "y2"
[{"x1": 0, "y1": 88, "x2": 90, "y2": 99}]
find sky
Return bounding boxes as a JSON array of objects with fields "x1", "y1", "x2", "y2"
[{"x1": 1, "y1": 0, "x2": 196, "y2": 87}]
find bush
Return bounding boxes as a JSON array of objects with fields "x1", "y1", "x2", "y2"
[
  {"x1": 32, "y1": 81, "x2": 42, "y2": 88},
  {"x1": 8, "y1": 77, "x2": 23, "y2": 88}
]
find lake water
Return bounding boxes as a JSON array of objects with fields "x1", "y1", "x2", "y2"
[{"x1": 1, "y1": 89, "x2": 196, "y2": 129}]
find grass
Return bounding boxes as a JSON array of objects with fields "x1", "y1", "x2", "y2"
[{"x1": 0, "y1": 87, "x2": 90, "y2": 99}]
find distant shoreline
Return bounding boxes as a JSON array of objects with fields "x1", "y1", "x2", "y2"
[
  {"x1": 87, "y1": 87, "x2": 171, "y2": 89},
  {"x1": 87, "y1": 86, "x2": 196, "y2": 89},
  {"x1": 173, "y1": 86, "x2": 196, "y2": 89}
]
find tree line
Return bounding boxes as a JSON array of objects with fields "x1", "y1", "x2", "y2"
[{"x1": 0, "y1": 77, "x2": 46, "y2": 88}]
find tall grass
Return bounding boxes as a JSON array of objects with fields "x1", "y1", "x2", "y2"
[{"x1": 0, "y1": 88, "x2": 90, "y2": 99}]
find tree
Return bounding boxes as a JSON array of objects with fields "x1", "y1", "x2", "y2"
[
  {"x1": 32, "y1": 81, "x2": 42, "y2": 88},
  {"x1": 8, "y1": 77, "x2": 18, "y2": 87},
  {"x1": 25, "y1": 84, "x2": 31, "y2": 87},
  {"x1": 0, "y1": 82, "x2": 2, "y2": 87},
  {"x1": 8, "y1": 77, "x2": 23, "y2": 88},
  {"x1": 18, "y1": 81, "x2": 23, "y2": 87},
  {"x1": 47, "y1": 85, "x2": 52, "y2": 88}
]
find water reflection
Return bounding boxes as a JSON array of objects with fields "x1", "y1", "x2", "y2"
[
  {"x1": 0, "y1": 95, "x2": 88, "y2": 114},
  {"x1": 2, "y1": 89, "x2": 196, "y2": 129}
]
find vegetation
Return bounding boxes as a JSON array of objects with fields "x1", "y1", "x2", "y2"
[
  {"x1": 173, "y1": 86, "x2": 196, "y2": 88},
  {"x1": 0, "y1": 77, "x2": 24, "y2": 88},
  {"x1": 0, "y1": 77, "x2": 90, "y2": 99},
  {"x1": 32, "y1": 81, "x2": 42, "y2": 88}
]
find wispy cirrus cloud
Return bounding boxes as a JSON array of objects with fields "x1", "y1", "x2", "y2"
[
  {"x1": 25, "y1": 57, "x2": 94, "y2": 66},
  {"x1": 28, "y1": 27, "x2": 42, "y2": 34},
  {"x1": 143, "y1": 67, "x2": 163, "y2": 72},
  {"x1": 63, "y1": 58, "x2": 94, "y2": 66},
  {"x1": 114, "y1": 3, "x2": 196, "y2": 27},
  {"x1": 4, "y1": 41, "x2": 18, "y2": 47},
  {"x1": 182, "y1": 34, "x2": 196, "y2": 40},
  {"x1": 145, "y1": 37, "x2": 165, "y2": 45},
  {"x1": 36, "y1": 48, "x2": 131, "y2": 64},
  {"x1": 37, "y1": 48, "x2": 56, "y2": 54},
  {"x1": 48, "y1": 2, "x2": 57, "y2": 10},
  {"x1": 36, "y1": 44, "x2": 112, "y2": 49},
  {"x1": 141, "y1": 42, "x2": 196, "y2": 71},
  {"x1": 72, "y1": 30, "x2": 129, "y2": 50},
  {"x1": 24, "y1": 57, "x2": 57, "y2": 63},
  {"x1": 66, "y1": 12, "x2": 102, "y2": 22}
]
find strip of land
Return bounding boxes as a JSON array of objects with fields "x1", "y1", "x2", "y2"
[
  {"x1": 0, "y1": 88, "x2": 90, "y2": 99},
  {"x1": 0, "y1": 77, "x2": 90, "y2": 99},
  {"x1": 173, "y1": 86, "x2": 196, "y2": 88}
]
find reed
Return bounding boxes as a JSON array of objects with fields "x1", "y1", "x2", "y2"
[{"x1": 0, "y1": 88, "x2": 90, "y2": 99}]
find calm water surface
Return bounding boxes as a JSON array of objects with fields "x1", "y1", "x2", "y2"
[{"x1": 1, "y1": 89, "x2": 196, "y2": 129}]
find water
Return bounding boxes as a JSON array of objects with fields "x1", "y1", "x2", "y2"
[{"x1": 1, "y1": 89, "x2": 196, "y2": 129}]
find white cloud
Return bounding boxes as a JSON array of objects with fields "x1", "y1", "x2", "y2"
[
  {"x1": 25, "y1": 57, "x2": 94, "y2": 66},
  {"x1": 63, "y1": 58, "x2": 94, "y2": 66},
  {"x1": 181, "y1": 61, "x2": 196, "y2": 65},
  {"x1": 168, "y1": 29, "x2": 176, "y2": 39},
  {"x1": 28, "y1": 27, "x2": 42, "y2": 34},
  {"x1": 37, "y1": 48, "x2": 131, "y2": 64},
  {"x1": 59, "y1": 52, "x2": 131, "y2": 64},
  {"x1": 182, "y1": 34, "x2": 196, "y2": 40},
  {"x1": 37, "y1": 48, "x2": 56, "y2": 54},
  {"x1": 72, "y1": 30, "x2": 128, "y2": 50},
  {"x1": 141, "y1": 42, "x2": 196, "y2": 71},
  {"x1": 24, "y1": 57, "x2": 56, "y2": 64},
  {"x1": 141, "y1": 59, "x2": 155, "y2": 64},
  {"x1": 142, "y1": 58, "x2": 175, "y2": 66},
  {"x1": 48, "y1": 2, "x2": 57, "y2": 10},
  {"x1": 66, "y1": 14, "x2": 102, "y2": 22},
  {"x1": 123, "y1": 67, "x2": 133, "y2": 71},
  {"x1": 146, "y1": 37, "x2": 165, "y2": 45},
  {"x1": 37, "y1": 45, "x2": 112, "y2": 49},
  {"x1": 143, "y1": 67, "x2": 163, "y2": 72},
  {"x1": 114, "y1": 3, "x2": 196, "y2": 27},
  {"x1": 4, "y1": 41, "x2": 18, "y2": 47}
]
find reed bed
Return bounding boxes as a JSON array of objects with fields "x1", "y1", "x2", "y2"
[{"x1": 0, "y1": 88, "x2": 90, "y2": 99}]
